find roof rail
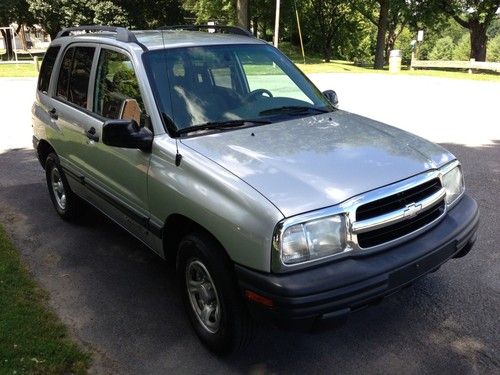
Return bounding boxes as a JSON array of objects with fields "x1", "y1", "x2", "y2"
[
  {"x1": 55, "y1": 25, "x2": 139, "y2": 43},
  {"x1": 160, "y1": 25, "x2": 253, "y2": 38}
]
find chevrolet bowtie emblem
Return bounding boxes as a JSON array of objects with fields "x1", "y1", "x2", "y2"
[{"x1": 403, "y1": 203, "x2": 423, "y2": 219}]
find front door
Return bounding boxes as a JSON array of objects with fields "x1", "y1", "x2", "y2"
[{"x1": 52, "y1": 44, "x2": 156, "y2": 250}]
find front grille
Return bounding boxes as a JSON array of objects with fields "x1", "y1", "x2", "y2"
[
  {"x1": 357, "y1": 200, "x2": 445, "y2": 248},
  {"x1": 356, "y1": 178, "x2": 442, "y2": 221}
]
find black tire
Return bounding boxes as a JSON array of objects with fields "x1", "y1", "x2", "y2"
[
  {"x1": 45, "y1": 152, "x2": 82, "y2": 220},
  {"x1": 177, "y1": 232, "x2": 254, "y2": 355}
]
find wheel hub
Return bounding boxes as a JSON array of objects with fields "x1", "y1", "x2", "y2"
[
  {"x1": 50, "y1": 167, "x2": 67, "y2": 210},
  {"x1": 186, "y1": 259, "x2": 221, "y2": 334}
]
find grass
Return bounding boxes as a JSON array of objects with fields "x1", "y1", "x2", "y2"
[
  {"x1": 294, "y1": 59, "x2": 500, "y2": 81},
  {"x1": 0, "y1": 63, "x2": 38, "y2": 77},
  {"x1": 278, "y1": 42, "x2": 500, "y2": 81},
  {"x1": 0, "y1": 225, "x2": 90, "y2": 374},
  {"x1": 1, "y1": 46, "x2": 498, "y2": 81}
]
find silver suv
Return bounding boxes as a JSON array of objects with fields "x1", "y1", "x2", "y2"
[{"x1": 32, "y1": 25, "x2": 479, "y2": 354}]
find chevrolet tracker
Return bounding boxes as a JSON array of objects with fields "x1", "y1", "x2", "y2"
[{"x1": 32, "y1": 25, "x2": 479, "y2": 354}]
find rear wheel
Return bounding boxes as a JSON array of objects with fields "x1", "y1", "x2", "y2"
[
  {"x1": 177, "y1": 233, "x2": 253, "y2": 355},
  {"x1": 45, "y1": 153, "x2": 82, "y2": 220}
]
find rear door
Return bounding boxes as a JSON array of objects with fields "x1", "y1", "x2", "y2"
[{"x1": 48, "y1": 44, "x2": 97, "y2": 199}]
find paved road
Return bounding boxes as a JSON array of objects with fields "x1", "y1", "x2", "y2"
[{"x1": 0, "y1": 76, "x2": 499, "y2": 374}]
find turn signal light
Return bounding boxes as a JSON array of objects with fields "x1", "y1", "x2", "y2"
[{"x1": 244, "y1": 290, "x2": 274, "y2": 308}]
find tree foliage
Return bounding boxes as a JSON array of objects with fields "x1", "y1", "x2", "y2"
[
  {"x1": 414, "y1": 0, "x2": 500, "y2": 61},
  {"x1": 429, "y1": 36, "x2": 454, "y2": 59},
  {"x1": 1, "y1": 0, "x2": 498, "y2": 67},
  {"x1": 27, "y1": 0, "x2": 183, "y2": 38},
  {"x1": 487, "y1": 34, "x2": 500, "y2": 60}
]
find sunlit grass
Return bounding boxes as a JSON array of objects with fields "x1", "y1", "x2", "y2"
[
  {"x1": 0, "y1": 225, "x2": 90, "y2": 374},
  {"x1": 0, "y1": 63, "x2": 38, "y2": 77}
]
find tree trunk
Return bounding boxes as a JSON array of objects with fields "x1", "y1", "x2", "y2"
[
  {"x1": 19, "y1": 25, "x2": 28, "y2": 51},
  {"x1": 322, "y1": 36, "x2": 332, "y2": 62},
  {"x1": 1, "y1": 29, "x2": 15, "y2": 61},
  {"x1": 252, "y1": 17, "x2": 258, "y2": 37},
  {"x1": 469, "y1": 20, "x2": 487, "y2": 61},
  {"x1": 374, "y1": 0, "x2": 389, "y2": 69},
  {"x1": 237, "y1": 0, "x2": 249, "y2": 30}
]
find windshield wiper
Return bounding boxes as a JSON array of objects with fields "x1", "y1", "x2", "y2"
[
  {"x1": 176, "y1": 119, "x2": 272, "y2": 135},
  {"x1": 259, "y1": 106, "x2": 331, "y2": 116}
]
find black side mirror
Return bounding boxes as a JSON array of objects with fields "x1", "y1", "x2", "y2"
[
  {"x1": 323, "y1": 90, "x2": 339, "y2": 108},
  {"x1": 102, "y1": 119, "x2": 153, "y2": 151}
]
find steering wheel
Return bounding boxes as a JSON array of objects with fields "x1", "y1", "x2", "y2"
[{"x1": 243, "y1": 88, "x2": 273, "y2": 103}]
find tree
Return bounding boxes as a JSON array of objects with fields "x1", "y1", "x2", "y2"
[
  {"x1": 305, "y1": 0, "x2": 358, "y2": 62},
  {"x1": 249, "y1": 0, "x2": 274, "y2": 39},
  {"x1": 92, "y1": 1, "x2": 129, "y2": 26},
  {"x1": 28, "y1": 0, "x2": 94, "y2": 39},
  {"x1": 416, "y1": 0, "x2": 500, "y2": 61},
  {"x1": 0, "y1": 0, "x2": 34, "y2": 60},
  {"x1": 353, "y1": 0, "x2": 411, "y2": 69},
  {"x1": 183, "y1": 0, "x2": 236, "y2": 24},
  {"x1": 445, "y1": 0, "x2": 499, "y2": 61},
  {"x1": 28, "y1": 0, "x2": 183, "y2": 38}
]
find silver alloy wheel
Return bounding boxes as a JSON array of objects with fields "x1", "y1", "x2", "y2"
[
  {"x1": 186, "y1": 259, "x2": 221, "y2": 334},
  {"x1": 50, "y1": 167, "x2": 67, "y2": 210}
]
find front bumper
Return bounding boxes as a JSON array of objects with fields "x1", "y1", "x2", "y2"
[{"x1": 235, "y1": 194, "x2": 479, "y2": 329}]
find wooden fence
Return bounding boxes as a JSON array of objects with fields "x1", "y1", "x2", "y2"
[{"x1": 411, "y1": 58, "x2": 500, "y2": 73}]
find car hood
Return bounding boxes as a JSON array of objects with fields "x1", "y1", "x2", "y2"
[{"x1": 181, "y1": 110, "x2": 455, "y2": 217}]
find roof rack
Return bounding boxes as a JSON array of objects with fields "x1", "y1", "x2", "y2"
[
  {"x1": 159, "y1": 25, "x2": 253, "y2": 38},
  {"x1": 55, "y1": 25, "x2": 139, "y2": 43}
]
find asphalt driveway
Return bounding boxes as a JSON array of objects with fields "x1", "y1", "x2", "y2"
[{"x1": 0, "y1": 75, "x2": 499, "y2": 374}]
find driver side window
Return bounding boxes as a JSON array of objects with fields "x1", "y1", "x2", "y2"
[{"x1": 94, "y1": 49, "x2": 147, "y2": 126}]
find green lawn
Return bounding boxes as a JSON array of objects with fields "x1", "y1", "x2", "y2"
[
  {"x1": 0, "y1": 63, "x2": 39, "y2": 77},
  {"x1": 0, "y1": 49, "x2": 498, "y2": 81},
  {"x1": 293, "y1": 59, "x2": 500, "y2": 81},
  {"x1": 0, "y1": 225, "x2": 90, "y2": 374}
]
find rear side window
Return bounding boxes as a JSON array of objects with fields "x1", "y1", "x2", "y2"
[
  {"x1": 56, "y1": 46, "x2": 95, "y2": 108},
  {"x1": 38, "y1": 46, "x2": 61, "y2": 93}
]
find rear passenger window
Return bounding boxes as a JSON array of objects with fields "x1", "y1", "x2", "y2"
[
  {"x1": 94, "y1": 49, "x2": 146, "y2": 126},
  {"x1": 210, "y1": 67, "x2": 233, "y2": 89},
  {"x1": 56, "y1": 46, "x2": 95, "y2": 108},
  {"x1": 38, "y1": 46, "x2": 60, "y2": 93}
]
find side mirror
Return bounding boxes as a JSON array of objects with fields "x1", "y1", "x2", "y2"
[
  {"x1": 102, "y1": 119, "x2": 153, "y2": 151},
  {"x1": 323, "y1": 90, "x2": 339, "y2": 108}
]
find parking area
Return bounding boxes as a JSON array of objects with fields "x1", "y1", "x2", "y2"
[{"x1": 0, "y1": 75, "x2": 499, "y2": 374}]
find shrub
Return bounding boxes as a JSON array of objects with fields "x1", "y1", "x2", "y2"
[
  {"x1": 487, "y1": 35, "x2": 500, "y2": 62},
  {"x1": 452, "y1": 34, "x2": 470, "y2": 61},
  {"x1": 429, "y1": 36, "x2": 454, "y2": 60}
]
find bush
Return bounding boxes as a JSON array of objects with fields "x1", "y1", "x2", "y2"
[
  {"x1": 394, "y1": 27, "x2": 413, "y2": 65},
  {"x1": 452, "y1": 34, "x2": 470, "y2": 60},
  {"x1": 487, "y1": 35, "x2": 500, "y2": 62},
  {"x1": 429, "y1": 36, "x2": 454, "y2": 60}
]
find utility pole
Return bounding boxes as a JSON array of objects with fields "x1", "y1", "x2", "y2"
[{"x1": 274, "y1": 0, "x2": 281, "y2": 48}]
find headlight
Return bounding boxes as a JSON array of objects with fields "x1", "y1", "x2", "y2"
[
  {"x1": 275, "y1": 215, "x2": 347, "y2": 268},
  {"x1": 442, "y1": 164, "x2": 464, "y2": 206}
]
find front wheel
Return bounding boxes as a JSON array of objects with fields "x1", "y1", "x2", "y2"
[{"x1": 177, "y1": 233, "x2": 253, "y2": 355}]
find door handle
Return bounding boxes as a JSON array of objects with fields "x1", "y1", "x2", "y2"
[
  {"x1": 86, "y1": 127, "x2": 99, "y2": 142},
  {"x1": 48, "y1": 108, "x2": 58, "y2": 120}
]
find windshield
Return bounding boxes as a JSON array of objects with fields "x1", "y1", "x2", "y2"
[{"x1": 144, "y1": 44, "x2": 333, "y2": 134}]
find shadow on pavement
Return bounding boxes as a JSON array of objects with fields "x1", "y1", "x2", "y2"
[{"x1": 0, "y1": 143, "x2": 498, "y2": 374}]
